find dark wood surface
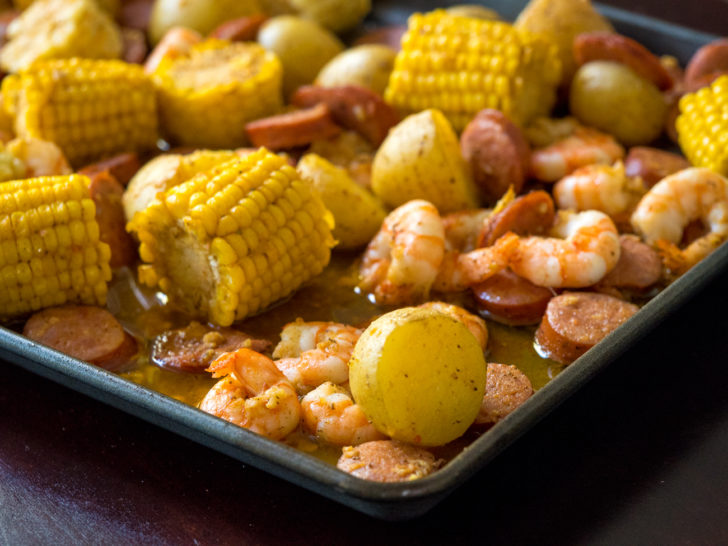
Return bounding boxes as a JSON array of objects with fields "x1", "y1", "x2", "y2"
[{"x1": 3, "y1": 2, "x2": 728, "y2": 544}]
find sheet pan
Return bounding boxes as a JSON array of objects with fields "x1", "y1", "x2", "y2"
[{"x1": 0, "y1": 0, "x2": 722, "y2": 520}]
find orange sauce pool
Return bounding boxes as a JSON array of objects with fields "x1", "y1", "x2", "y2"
[{"x1": 112, "y1": 253, "x2": 561, "y2": 464}]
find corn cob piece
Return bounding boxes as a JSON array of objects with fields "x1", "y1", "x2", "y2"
[
  {"x1": 384, "y1": 10, "x2": 561, "y2": 131},
  {"x1": 128, "y1": 148, "x2": 335, "y2": 326},
  {"x1": 1, "y1": 0, "x2": 122, "y2": 74},
  {"x1": 676, "y1": 75, "x2": 728, "y2": 176},
  {"x1": 153, "y1": 39, "x2": 283, "y2": 148},
  {"x1": 1, "y1": 58, "x2": 158, "y2": 167},
  {"x1": 0, "y1": 174, "x2": 112, "y2": 320}
]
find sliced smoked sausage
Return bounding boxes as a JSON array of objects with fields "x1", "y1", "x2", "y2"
[
  {"x1": 471, "y1": 269, "x2": 553, "y2": 325},
  {"x1": 535, "y1": 292, "x2": 639, "y2": 364},
  {"x1": 24, "y1": 305, "x2": 138, "y2": 371},
  {"x1": 151, "y1": 321, "x2": 272, "y2": 373},
  {"x1": 474, "y1": 363, "x2": 533, "y2": 426},
  {"x1": 623, "y1": 146, "x2": 690, "y2": 188},
  {"x1": 597, "y1": 234, "x2": 662, "y2": 290},
  {"x1": 245, "y1": 103, "x2": 341, "y2": 150},
  {"x1": 478, "y1": 190, "x2": 555, "y2": 247},
  {"x1": 337, "y1": 440, "x2": 442, "y2": 482}
]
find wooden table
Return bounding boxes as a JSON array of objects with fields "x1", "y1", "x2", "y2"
[{"x1": 3, "y1": 1, "x2": 728, "y2": 544}]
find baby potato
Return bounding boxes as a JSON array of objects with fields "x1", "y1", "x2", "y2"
[
  {"x1": 515, "y1": 0, "x2": 614, "y2": 86},
  {"x1": 148, "y1": 0, "x2": 263, "y2": 45},
  {"x1": 570, "y1": 60, "x2": 667, "y2": 146},
  {"x1": 445, "y1": 4, "x2": 501, "y2": 20},
  {"x1": 297, "y1": 154, "x2": 386, "y2": 249},
  {"x1": 315, "y1": 44, "x2": 396, "y2": 96},
  {"x1": 371, "y1": 109, "x2": 479, "y2": 213},
  {"x1": 258, "y1": 15, "x2": 344, "y2": 97},
  {"x1": 289, "y1": 0, "x2": 371, "y2": 33},
  {"x1": 349, "y1": 307, "x2": 487, "y2": 446}
]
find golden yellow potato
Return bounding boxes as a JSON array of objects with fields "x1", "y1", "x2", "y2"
[
  {"x1": 258, "y1": 15, "x2": 344, "y2": 97},
  {"x1": 570, "y1": 61, "x2": 667, "y2": 146},
  {"x1": 315, "y1": 44, "x2": 396, "y2": 96},
  {"x1": 148, "y1": 0, "x2": 263, "y2": 45},
  {"x1": 289, "y1": 0, "x2": 370, "y2": 33},
  {"x1": 515, "y1": 0, "x2": 614, "y2": 86},
  {"x1": 371, "y1": 109, "x2": 479, "y2": 213},
  {"x1": 297, "y1": 154, "x2": 386, "y2": 249},
  {"x1": 349, "y1": 307, "x2": 487, "y2": 446},
  {"x1": 446, "y1": 4, "x2": 501, "y2": 20}
]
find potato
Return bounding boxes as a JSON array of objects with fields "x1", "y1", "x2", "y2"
[
  {"x1": 570, "y1": 61, "x2": 667, "y2": 146},
  {"x1": 371, "y1": 109, "x2": 479, "y2": 213},
  {"x1": 445, "y1": 4, "x2": 501, "y2": 20},
  {"x1": 349, "y1": 307, "x2": 487, "y2": 446},
  {"x1": 289, "y1": 0, "x2": 370, "y2": 33},
  {"x1": 315, "y1": 44, "x2": 396, "y2": 96},
  {"x1": 515, "y1": 0, "x2": 614, "y2": 86},
  {"x1": 148, "y1": 0, "x2": 263, "y2": 45},
  {"x1": 258, "y1": 15, "x2": 344, "y2": 97},
  {"x1": 297, "y1": 154, "x2": 386, "y2": 249}
]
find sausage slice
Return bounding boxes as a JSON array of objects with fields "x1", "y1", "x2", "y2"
[
  {"x1": 478, "y1": 190, "x2": 555, "y2": 247},
  {"x1": 337, "y1": 440, "x2": 442, "y2": 482},
  {"x1": 245, "y1": 103, "x2": 341, "y2": 150},
  {"x1": 597, "y1": 234, "x2": 662, "y2": 290},
  {"x1": 474, "y1": 363, "x2": 533, "y2": 426},
  {"x1": 24, "y1": 306, "x2": 138, "y2": 371},
  {"x1": 472, "y1": 269, "x2": 553, "y2": 325},
  {"x1": 535, "y1": 292, "x2": 639, "y2": 364},
  {"x1": 151, "y1": 321, "x2": 272, "y2": 373},
  {"x1": 623, "y1": 147, "x2": 690, "y2": 188}
]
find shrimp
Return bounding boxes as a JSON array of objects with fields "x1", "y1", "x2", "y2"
[
  {"x1": 631, "y1": 167, "x2": 728, "y2": 273},
  {"x1": 553, "y1": 162, "x2": 646, "y2": 220},
  {"x1": 272, "y1": 320, "x2": 362, "y2": 394},
  {"x1": 199, "y1": 348, "x2": 301, "y2": 441},
  {"x1": 301, "y1": 382, "x2": 385, "y2": 446},
  {"x1": 417, "y1": 301, "x2": 488, "y2": 350},
  {"x1": 5, "y1": 137, "x2": 72, "y2": 177},
  {"x1": 530, "y1": 126, "x2": 625, "y2": 182},
  {"x1": 358, "y1": 199, "x2": 445, "y2": 305},
  {"x1": 509, "y1": 209, "x2": 621, "y2": 287},
  {"x1": 144, "y1": 27, "x2": 202, "y2": 74},
  {"x1": 441, "y1": 208, "x2": 492, "y2": 252}
]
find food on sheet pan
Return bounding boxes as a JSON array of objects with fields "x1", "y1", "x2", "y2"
[{"x1": 1, "y1": 1, "x2": 727, "y2": 483}]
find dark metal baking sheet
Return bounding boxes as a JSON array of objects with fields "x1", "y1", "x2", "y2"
[{"x1": 0, "y1": 0, "x2": 722, "y2": 521}]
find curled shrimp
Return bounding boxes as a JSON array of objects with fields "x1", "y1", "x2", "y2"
[
  {"x1": 441, "y1": 208, "x2": 492, "y2": 252},
  {"x1": 553, "y1": 162, "x2": 646, "y2": 220},
  {"x1": 144, "y1": 27, "x2": 202, "y2": 74},
  {"x1": 631, "y1": 167, "x2": 728, "y2": 273},
  {"x1": 530, "y1": 126, "x2": 625, "y2": 182},
  {"x1": 358, "y1": 199, "x2": 445, "y2": 305},
  {"x1": 301, "y1": 382, "x2": 385, "y2": 446},
  {"x1": 5, "y1": 137, "x2": 72, "y2": 177},
  {"x1": 272, "y1": 320, "x2": 362, "y2": 394},
  {"x1": 199, "y1": 348, "x2": 301, "y2": 441},
  {"x1": 417, "y1": 301, "x2": 488, "y2": 350},
  {"x1": 509, "y1": 209, "x2": 621, "y2": 288}
]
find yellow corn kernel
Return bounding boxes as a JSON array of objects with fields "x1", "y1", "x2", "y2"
[
  {"x1": 676, "y1": 75, "x2": 728, "y2": 176},
  {"x1": 384, "y1": 9, "x2": 561, "y2": 130},
  {"x1": 128, "y1": 148, "x2": 334, "y2": 326}
]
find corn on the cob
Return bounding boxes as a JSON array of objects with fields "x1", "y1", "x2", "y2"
[
  {"x1": 0, "y1": 174, "x2": 112, "y2": 320},
  {"x1": 153, "y1": 39, "x2": 283, "y2": 148},
  {"x1": 1, "y1": 58, "x2": 158, "y2": 167},
  {"x1": 1, "y1": 0, "x2": 122, "y2": 74},
  {"x1": 384, "y1": 10, "x2": 561, "y2": 131},
  {"x1": 12, "y1": 0, "x2": 120, "y2": 15},
  {"x1": 676, "y1": 75, "x2": 728, "y2": 176},
  {"x1": 128, "y1": 148, "x2": 335, "y2": 326}
]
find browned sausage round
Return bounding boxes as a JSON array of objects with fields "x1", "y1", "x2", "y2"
[
  {"x1": 474, "y1": 363, "x2": 533, "y2": 426},
  {"x1": 535, "y1": 292, "x2": 639, "y2": 364},
  {"x1": 597, "y1": 234, "x2": 662, "y2": 290},
  {"x1": 573, "y1": 32, "x2": 674, "y2": 90},
  {"x1": 623, "y1": 146, "x2": 690, "y2": 188},
  {"x1": 684, "y1": 39, "x2": 728, "y2": 90},
  {"x1": 79, "y1": 152, "x2": 142, "y2": 187},
  {"x1": 471, "y1": 269, "x2": 553, "y2": 325},
  {"x1": 121, "y1": 27, "x2": 148, "y2": 65},
  {"x1": 245, "y1": 103, "x2": 342, "y2": 150},
  {"x1": 477, "y1": 190, "x2": 555, "y2": 248},
  {"x1": 352, "y1": 25, "x2": 406, "y2": 50},
  {"x1": 87, "y1": 171, "x2": 138, "y2": 269},
  {"x1": 291, "y1": 85, "x2": 400, "y2": 147},
  {"x1": 460, "y1": 108, "x2": 531, "y2": 204},
  {"x1": 151, "y1": 321, "x2": 272, "y2": 373},
  {"x1": 337, "y1": 440, "x2": 442, "y2": 482},
  {"x1": 209, "y1": 14, "x2": 268, "y2": 42},
  {"x1": 120, "y1": 0, "x2": 153, "y2": 32},
  {"x1": 23, "y1": 306, "x2": 138, "y2": 370}
]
